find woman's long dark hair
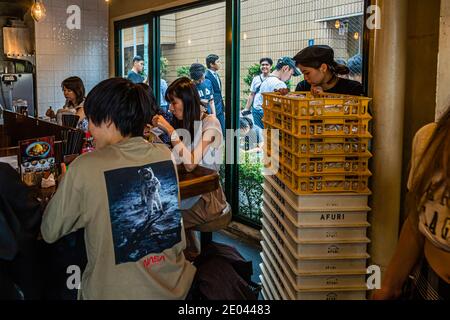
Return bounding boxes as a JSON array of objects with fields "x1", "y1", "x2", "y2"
[
  {"x1": 165, "y1": 77, "x2": 202, "y2": 144},
  {"x1": 61, "y1": 76, "x2": 85, "y2": 106},
  {"x1": 407, "y1": 107, "x2": 450, "y2": 230}
]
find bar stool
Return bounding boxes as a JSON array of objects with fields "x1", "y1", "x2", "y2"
[{"x1": 193, "y1": 203, "x2": 232, "y2": 248}]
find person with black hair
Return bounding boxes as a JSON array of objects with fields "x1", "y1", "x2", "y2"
[
  {"x1": 0, "y1": 163, "x2": 43, "y2": 300},
  {"x1": 240, "y1": 117, "x2": 264, "y2": 153},
  {"x1": 205, "y1": 54, "x2": 225, "y2": 134},
  {"x1": 252, "y1": 56, "x2": 301, "y2": 129},
  {"x1": 127, "y1": 55, "x2": 147, "y2": 84},
  {"x1": 58, "y1": 76, "x2": 88, "y2": 131},
  {"x1": 243, "y1": 58, "x2": 273, "y2": 126},
  {"x1": 348, "y1": 54, "x2": 363, "y2": 83},
  {"x1": 41, "y1": 78, "x2": 196, "y2": 299},
  {"x1": 294, "y1": 45, "x2": 363, "y2": 96},
  {"x1": 152, "y1": 77, "x2": 227, "y2": 259},
  {"x1": 190, "y1": 63, "x2": 216, "y2": 115}
]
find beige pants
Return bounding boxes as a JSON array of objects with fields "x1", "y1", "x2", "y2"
[{"x1": 182, "y1": 186, "x2": 227, "y2": 230}]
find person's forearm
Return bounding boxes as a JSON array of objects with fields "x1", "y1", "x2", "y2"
[
  {"x1": 382, "y1": 216, "x2": 424, "y2": 292},
  {"x1": 210, "y1": 101, "x2": 216, "y2": 115},
  {"x1": 245, "y1": 93, "x2": 255, "y2": 110},
  {"x1": 169, "y1": 129, "x2": 198, "y2": 172}
]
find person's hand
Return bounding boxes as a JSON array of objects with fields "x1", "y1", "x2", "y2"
[
  {"x1": 311, "y1": 86, "x2": 324, "y2": 95},
  {"x1": 152, "y1": 114, "x2": 174, "y2": 135},
  {"x1": 143, "y1": 124, "x2": 152, "y2": 138}
]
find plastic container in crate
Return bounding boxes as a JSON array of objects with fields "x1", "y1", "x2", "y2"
[
  {"x1": 262, "y1": 91, "x2": 372, "y2": 118},
  {"x1": 265, "y1": 130, "x2": 372, "y2": 157},
  {"x1": 262, "y1": 198, "x2": 369, "y2": 241},
  {"x1": 264, "y1": 113, "x2": 371, "y2": 138},
  {"x1": 262, "y1": 216, "x2": 370, "y2": 258},
  {"x1": 274, "y1": 145, "x2": 371, "y2": 175},
  {"x1": 276, "y1": 162, "x2": 371, "y2": 194},
  {"x1": 293, "y1": 137, "x2": 372, "y2": 156},
  {"x1": 265, "y1": 175, "x2": 371, "y2": 210}
]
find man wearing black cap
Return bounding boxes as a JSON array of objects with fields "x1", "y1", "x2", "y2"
[
  {"x1": 293, "y1": 45, "x2": 363, "y2": 96},
  {"x1": 190, "y1": 63, "x2": 216, "y2": 115},
  {"x1": 252, "y1": 56, "x2": 301, "y2": 129}
]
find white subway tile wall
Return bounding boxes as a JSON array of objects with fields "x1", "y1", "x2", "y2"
[{"x1": 35, "y1": 0, "x2": 109, "y2": 116}]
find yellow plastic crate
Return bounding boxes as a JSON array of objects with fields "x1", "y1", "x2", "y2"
[
  {"x1": 293, "y1": 156, "x2": 370, "y2": 175},
  {"x1": 271, "y1": 146, "x2": 371, "y2": 175},
  {"x1": 266, "y1": 148, "x2": 371, "y2": 181},
  {"x1": 265, "y1": 134, "x2": 371, "y2": 158},
  {"x1": 264, "y1": 113, "x2": 371, "y2": 138},
  {"x1": 262, "y1": 91, "x2": 372, "y2": 119},
  {"x1": 272, "y1": 163, "x2": 371, "y2": 194}
]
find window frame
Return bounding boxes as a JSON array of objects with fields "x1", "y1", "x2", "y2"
[{"x1": 113, "y1": 0, "x2": 371, "y2": 229}]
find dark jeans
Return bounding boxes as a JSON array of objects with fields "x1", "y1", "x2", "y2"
[
  {"x1": 252, "y1": 108, "x2": 264, "y2": 129},
  {"x1": 216, "y1": 111, "x2": 226, "y2": 136}
]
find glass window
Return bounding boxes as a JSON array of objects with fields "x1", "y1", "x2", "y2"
[
  {"x1": 120, "y1": 25, "x2": 150, "y2": 80},
  {"x1": 159, "y1": 2, "x2": 227, "y2": 180},
  {"x1": 238, "y1": 0, "x2": 367, "y2": 225}
]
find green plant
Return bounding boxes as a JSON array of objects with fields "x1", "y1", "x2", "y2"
[
  {"x1": 176, "y1": 65, "x2": 191, "y2": 78},
  {"x1": 160, "y1": 57, "x2": 169, "y2": 78},
  {"x1": 237, "y1": 152, "x2": 264, "y2": 223},
  {"x1": 243, "y1": 63, "x2": 262, "y2": 90}
]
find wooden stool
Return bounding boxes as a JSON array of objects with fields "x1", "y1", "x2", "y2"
[{"x1": 194, "y1": 203, "x2": 232, "y2": 248}]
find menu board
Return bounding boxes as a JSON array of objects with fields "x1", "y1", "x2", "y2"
[{"x1": 18, "y1": 136, "x2": 56, "y2": 186}]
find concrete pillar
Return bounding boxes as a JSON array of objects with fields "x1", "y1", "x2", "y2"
[
  {"x1": 369, "y1": 0, "x2": 408, "y2": 273},
  {"x1": 436, "y1": 0, "x2": 450, "y2": 119}
]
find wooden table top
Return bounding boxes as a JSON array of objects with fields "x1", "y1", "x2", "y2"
[
  {"x1": 32, "y1": 165, "x2": 220, "y2": 202},
  {"x1": 178, "y1": 165, "x2": 220, "y2": 199}
]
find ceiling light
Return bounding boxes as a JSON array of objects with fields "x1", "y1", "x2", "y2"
[{"x1": 31, "y1": 0, "x2": 47, "y2": 22}]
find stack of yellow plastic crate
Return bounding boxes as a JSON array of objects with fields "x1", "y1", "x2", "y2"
[{"x1": 259, "y1": 92, "x2": 373, "y2": 301}]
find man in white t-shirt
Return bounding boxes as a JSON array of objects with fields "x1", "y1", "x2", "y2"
[
  {"x1": 243, "y1": 58, "x2": 273, "y2": 128},
  {"x1": 252, "y1": 56, "x2": 301, "y2": 128}
]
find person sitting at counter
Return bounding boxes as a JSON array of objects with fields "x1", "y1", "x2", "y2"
[
  {"x1": 41, "y1": 78, "x2": 196, "y2": 300},
  {"x1": 151, "y1": 77, "x2": 227, "y2": 260},
  {"x1": 57, "y1": 76, "x2": 88, "y2": 132},
  {"x1": 293, "y1": 45, "x2": 364, "y2": 96}
]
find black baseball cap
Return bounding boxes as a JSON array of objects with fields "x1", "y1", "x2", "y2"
[
  {"x1": 293, "y1": 45, "x2": 335, "y2": 66},
  {"x1": 277, "y1": 56, "x2": 301, "y2": 76}
]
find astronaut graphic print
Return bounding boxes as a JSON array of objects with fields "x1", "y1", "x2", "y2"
[{"x1": 104, "y1": 160, "x2": 181, "y2": 265}]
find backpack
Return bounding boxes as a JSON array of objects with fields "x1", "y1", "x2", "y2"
[{"x1": 189, "y1": 242, "x2": 261, "y2": 300}]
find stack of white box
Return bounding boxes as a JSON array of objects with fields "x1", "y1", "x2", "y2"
[{"x1": 259, "y1": 92, "x2": 372, "y2": 300}]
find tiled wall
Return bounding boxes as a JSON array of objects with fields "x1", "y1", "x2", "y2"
[{"x1": 35, "y1": 0, "x2": 109, "y2": 116}]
